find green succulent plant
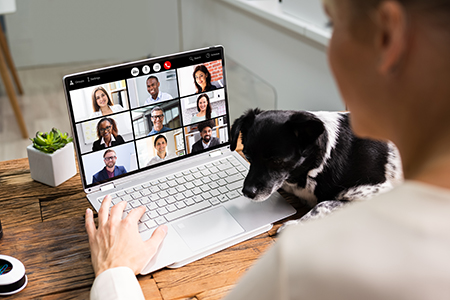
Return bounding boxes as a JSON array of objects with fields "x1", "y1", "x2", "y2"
[{"x1": 30, "y1": 128, "x2": 73, "y2": 154}]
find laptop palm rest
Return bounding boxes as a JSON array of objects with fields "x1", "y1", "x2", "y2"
[{"x1": 173, "y1": 206, "x2": 244, "y2": 252}]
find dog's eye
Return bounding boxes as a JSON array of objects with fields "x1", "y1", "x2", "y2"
[{"x1": 272, "y1": 159, "x2": 283, "y2": 165}]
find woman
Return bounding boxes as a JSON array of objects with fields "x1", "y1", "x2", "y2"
[
  {"x1": 193, "y1": 65, "x2": 217, "y2": 93},
  {"x1": 146, "y1": 135, "x2": 177, "y2": 166},
  {"x1": 86, "y1": 0, "x2": 450, "y2": 299},
  {"x1": 90, "y1": 86, "x2": 124, "y2": 118},
  {"x1": 92, "y1": 117, "x2": 125, "y2": 151},
  {"x1": 190, "y1": 94, "x2": 217, "y2": 123}
]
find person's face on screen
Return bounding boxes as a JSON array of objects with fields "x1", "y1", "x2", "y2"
[
  {"x1": 147, "y1": 78, "x2": 160, "y2": 99},
  {"x1": 151, "y1": 111, "x2": 164, "y2": 131},
  {"x1": 103, "y1": 152, "x2": 117, "y2": 168},
  {"x1": 99, "y1": 120, "x2": 113, "y2": 139},
  {"x1": 200, "y1": 127, "x2": 212, "y2": 143},
  {"x1": 155, "y1": 138, "x2": 167, "y2": 156},
  {"x1": 198, "y1": 97, "x2": 208, "y2": 112},
  {"x1": 95, "y1": 90, "x2": 109, "y2": 108},
  {"x1": 195, "y1": 71, "x2": 207, "y2": 89}
]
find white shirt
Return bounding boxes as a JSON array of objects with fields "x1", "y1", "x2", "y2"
[
  {"x1": 90, "y1": 105, "x2": 124, "y2": 118},
  {"x1": 144, "y1": 91, "x2": 173, "y2": 105},
  {"x1": 90, "y1": 181, "x2": 450, "y2": 300},
  {"x1": 90, "y1": 267, "x2": 144, "y2": 300},
  {"x1": 100, "y1": 134, "x2": 116, "y2": 148},
  {"x1": 146, "y1": 152, "x2": 177, "y2": 166}
]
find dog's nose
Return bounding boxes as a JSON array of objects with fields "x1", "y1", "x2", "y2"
[{"x1": 242, "y1": 186, "x2": 258, "y2": 199}]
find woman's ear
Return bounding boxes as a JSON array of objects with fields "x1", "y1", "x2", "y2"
[{"x1": 375, "y1": 1, "x2": 408, "y2": 75}]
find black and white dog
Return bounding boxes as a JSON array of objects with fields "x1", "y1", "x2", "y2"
[{"x1": 230, "y1": 109, "x2": 403, "y2": 227}]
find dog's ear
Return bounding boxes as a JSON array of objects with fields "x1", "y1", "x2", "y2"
[
  {"x1": 288, "y1": 112, "x2": 325, "y2": 146},
  {"x1": 230, "y1": 108, "x2": 263, "y2": 151}
]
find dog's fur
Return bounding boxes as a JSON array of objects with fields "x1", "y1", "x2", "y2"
[{"x1": 230, "y1": 109, "x2": 403, "y2": 227}]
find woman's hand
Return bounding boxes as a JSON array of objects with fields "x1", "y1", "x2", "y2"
[{"x1": 85, "y1": 195, "x2": 167, "y2": 276}]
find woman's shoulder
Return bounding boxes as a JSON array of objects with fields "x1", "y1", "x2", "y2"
[{"x1": 111, "y1": 105, "x2": 124, "y2": 112}]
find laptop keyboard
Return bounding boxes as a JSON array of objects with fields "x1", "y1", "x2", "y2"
[{"x1": 98, "y1": 156, "x2": 248, "y2": 233}]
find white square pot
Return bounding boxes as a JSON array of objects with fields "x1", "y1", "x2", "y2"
[{"x1": 27, "y1": 142, "x2": 77, "y2": 187}]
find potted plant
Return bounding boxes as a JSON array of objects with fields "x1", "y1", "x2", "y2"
[{"x1": 27, "y1": 128, "x2": 77, "y2": 187}]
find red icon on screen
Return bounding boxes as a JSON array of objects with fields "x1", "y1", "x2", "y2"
[{"x1": 164, "y1": 61, "x2": 171, "y2": 69}]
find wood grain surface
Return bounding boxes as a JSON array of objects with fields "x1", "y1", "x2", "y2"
[{"x1": 0, "y1": 156, "x2": 308, "y2": 299}]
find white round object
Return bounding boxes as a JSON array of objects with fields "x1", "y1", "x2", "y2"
[{"x1": 0, "y1": 254, "x2": 28, "y2": 296}]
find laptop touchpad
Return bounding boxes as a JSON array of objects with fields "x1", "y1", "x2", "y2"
[{"x1": 173, "y1": 206, "x2": 244, "y2": 252}]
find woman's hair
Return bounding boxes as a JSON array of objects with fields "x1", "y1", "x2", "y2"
[
  {"x1": 92, "y1": 86, "x2": 114, "y2": 112},
  {"x1": 193, "y1": 65, "x2": 213, "y2": 93},
  {"x1": 196, "y1": 94, "x2": 212, "y2": 120},
  {"x1": 154, "y1": 134, "x2": 167, "y2": 147},
  {"x1": 96, "y1": 117, "x2": 118, "y2": 139}
]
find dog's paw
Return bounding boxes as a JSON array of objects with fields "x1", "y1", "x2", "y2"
[{"x1": 277, "y1": 219, "x2": 300, "y2": 234}]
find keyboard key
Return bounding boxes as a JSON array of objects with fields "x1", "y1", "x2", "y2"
[
  {"x1": 168, "y1": 180, "x2": 177, "y2": 187},
  {"x1": 227, "y1": 190, "x2": 240, "y2": 200},
  {"x1": 185, "y1": 182, "x2": 195, "y2": 189},
  {"x1": 176, "y1": 185, "x2": 186, "y2": 192},
  {"x1": 150, "y1": 186, "x2": 160, "y2": 193},
  {"x1": 200, "y1": 185, "x2": 211, "y2": 192},
  {"x1": 167, "y1": 204, "x2": 177, "y2": 212},
  {"x1": 226, "y1": 168, "x2": 239, "y2": 176},
  {"x1": 211, "y1": 190, "x2": 220, "y2": 197},
  {"x1": 209, "y1": 166, "x2": 219, "y2": 173},
  {"x1": 185, "y1": 175, "x2": 195, "y2": 182},
  {"x1": 146, "y1": 202, "x2": 158, "y2": 211},
  {"x1": 201, "y1": 169, "x2": 211, "y2": 176},
  {"x1": 131, "y1": 192, "x2": 141, "y2": 199},
  {"x1": 155, "y1": 216, "x2": 167, "y2": 225},
  {"x1": 175, "y1": 201, "x2": 186, "y2": 209},
  {"x1": 193, "y1": 179, "x2": 203, "y2": 187},
  {"x1": 125, "y1": 188, "x2": 134, "y2": 194},
  {"x1": 141, "y1": 189, "x2": 151, "y2": 196},
  {"x1": 175, "y1": 194, "x2": 185, "y2": 201},
  {"x1": 157, "y1": 207, "x2": 168, "y2": 215},
  {"x1": 218, "y1": 186, "x2": 229, "y2": 194},
  {"x1": 116, "y1": 191, "x2": 126, "y2": 197},
  {"x1": 122, "y1": 195, "x2": 132, "y2": 202},
  {"x1": 174, "y1": 172, "x2": 184, "y2": 178},
  {"x1": 184, "y1": 190, "x2": 194, "y2": 198},
  {"x1": 166, "y1": 196, "x2": 176, "y2": 204},
  {"x1": 159, "y1": 191, "x2": 169, "y2": 198},
  {"x1": 140, "y1": 197, "x2": 150, "y2": 205},
  {"x1": 166, "y1": 201, "x2": 212, "y2": 222},
  {"x1": 142, "y1": 182, "x2": 151, "y2": 188},
  {"x1": 226, "y1": 174, "x2": 244, "y2": 184},
  {"x1": 145, "y1": 220, "x2": 157, "y2": 229},
  {"x1": 210, "y1": 174, "x2": 220, "y2": 181},
  {"x1": 184, "y1": 198, "x2": 195, "y2": 206},
  {"x1": 218, "y1": 162, "x2": 233, "y2": 171},
  {"x1": 140, "y1": 214, "x2": 150, "y2": 223},
  {"x1": 193, "y1": 172, "x2": 203, "y2": 179},
  {"x1": 149, "y1": 194, "x2": 159, "y2": 201},
  {"x1": 217, "y1": 179, "x2": 227, "y2": 186},
  {"x1": 159, "y1": 183, "x2": 169, "y2": 190},
  {"x1": 218, "y1": 195, "x2": 229, "y2": 203},
  {"x1": 209, "y1": 182, "x2": 219, "y2": 189},
  {"x1": 202, "y1": 191, "x2": 212, "y2": 200},
  {"x1": 147, "y1": 210, "x2": 159, "y2": 219},
  {"x1": 134, "y1": 186, "x2": 143, "y2": 191},
  {"x1": 210, "y1": 198, "x2": 220, "y2": 206},
  {"x1": 228, "y1": 180, "x2": 244, "y2": 191},
  {"x1": 176, "y1": 178, "x2": 187, "y2": 184},
  {"x1": 192, "y1": 187, "x2": 202, "y2": 195},
  {"x1": 167, "y1": 188, "x2": 177, "y2": 195},
  {"x1": 156, "y1": 199, "x2": 168, "y2": 207},
  {"x1": 130, "y1": 200, "x2": 141, "y2": 208},
  {"x1": 192, "y1": 195, "x2": 204, "y2": 203},
  {"x1": 201, "y1": 177, "x2": 211, "y2": 184}
]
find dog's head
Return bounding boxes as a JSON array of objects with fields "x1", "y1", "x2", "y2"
[{"x1": 231, "y1": 109, "x2": 325, "y2": 202}]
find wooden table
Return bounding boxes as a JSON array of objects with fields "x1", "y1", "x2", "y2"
[{"x1": 0, "y1": 157, "x2": 308, "y2": 300}]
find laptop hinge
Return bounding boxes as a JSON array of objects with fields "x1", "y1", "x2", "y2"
[
  {"x1": 209, "y1": 149, "x2": 223, "y2": 157},
  {"x1": 100, "y1": 183, "x2": 115, "y2": 192}
]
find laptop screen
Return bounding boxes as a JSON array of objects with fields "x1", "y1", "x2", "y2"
[{"x1": 63, "y1": 46, "x2": 229, "y2": 190}]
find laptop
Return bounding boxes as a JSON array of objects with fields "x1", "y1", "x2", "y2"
[{"x1": 62, "y1": 45, "x2": 296, "y2": 274}]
